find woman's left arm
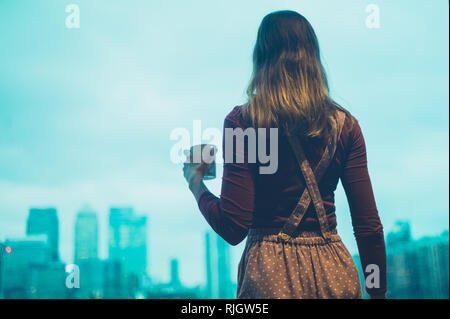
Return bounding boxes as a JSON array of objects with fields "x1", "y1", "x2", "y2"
[{"x1": 183, "y1": 116, "x2": 255, "y2": 246}]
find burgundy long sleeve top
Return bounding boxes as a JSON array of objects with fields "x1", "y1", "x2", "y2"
[{"x1": 197, "y1": 105, "x2": 387, "y2": 297}]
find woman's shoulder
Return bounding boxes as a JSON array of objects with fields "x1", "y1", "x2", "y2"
[
  {"x1": 335, "y1": 107, "x2": 365, "y2": 153},
  {"x1": 224, "y1": 104, "x2": 250, "y2": 129},
  {"x1": 333, "y1": 104, "x2": 360, "y2": 135}
]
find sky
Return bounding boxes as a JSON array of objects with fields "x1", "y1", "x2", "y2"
[{"x1": 0, "y1": 0, "x2": 448, "y2": 286}]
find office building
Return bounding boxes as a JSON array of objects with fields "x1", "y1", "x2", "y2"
[
  {"x1": 108, "y1": 207, "x2": 147, "y2": 296},
  {"x1": 74, "y1": 209, "x2": 99, "y2": 263},
  {"x1": 73, "y1": 209, "x2": 103, "y2": 298},
  {"x1": 2, "y1": 236, "x2": 51, "y2": 298},
  {"x1": 170, "y1": 258, "x2": 181, "y2": 288},
  {"x1": 26, "y1": 208, "x2": 59, "y2": 261}
]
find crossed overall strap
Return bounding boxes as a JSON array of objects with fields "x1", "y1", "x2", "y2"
[{"x1": 278, "y1": 110, "x2": 346, "y2": 241}]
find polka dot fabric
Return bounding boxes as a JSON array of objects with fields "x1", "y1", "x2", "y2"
[{"x1": 236, "y1": 228, "x2": 362, "y2": 299}]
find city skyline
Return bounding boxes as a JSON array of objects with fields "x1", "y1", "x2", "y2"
[
  {"x1": 2, "y1": 203, "x2": 449, "y2": 288},
  {"x1": 0, "y1": 206, "x2": 237, "y2": 297},
  {"x1": 0, "y1": 208, "x2": 447, "y2": 298},
  {"x1": 0, "y1": 0, "x2": 448, "y2": 287}
]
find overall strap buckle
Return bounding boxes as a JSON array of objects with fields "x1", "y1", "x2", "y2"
[{"x1": 277, "y1": 232, "x2": 292, "y2": 242}]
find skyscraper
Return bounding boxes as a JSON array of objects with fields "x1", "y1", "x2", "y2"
[
  {"x1": 205, "y1": 231, "x2": 234, "y2": 299},
  {"x1": 205, "y1": 232, "x2": 216, "y2": 298},
  {"x1": 74, "y1": 209, "x2": 102, "y2": 298},
  {"x1": 74, "y1": 210, "x2": 99, "y2": 263},
  {"x1": 108, "y1": 207, "x2": 147, "y2": 277},
  {"x1": 26, "y1": 208, "x2": 59, "y2": 261},
  {"x1": 170, "y1": 258, "x2": 181, "y2": 288}
]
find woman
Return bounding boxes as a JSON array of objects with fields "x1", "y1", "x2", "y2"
[{"x1": 183, "y1": 10, "x2": 386, "y2": 299}]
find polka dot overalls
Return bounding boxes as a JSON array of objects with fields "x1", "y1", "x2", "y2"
[{"x1": 236, "y1": 110, "x2": 362, "y2": 299}]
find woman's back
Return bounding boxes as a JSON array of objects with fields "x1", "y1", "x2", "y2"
[{"x1": 218, "y1": 104, "x2": 382, "y2": 236}]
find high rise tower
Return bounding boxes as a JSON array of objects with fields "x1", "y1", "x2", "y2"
[
  {"x1": 74, "y1": 209, "x2": 102, "y2": 298},
  {"x1": 170, "y1": 258, "x2": 181, "y2": 287},
  {"x1": 108, "y1": 207, "x2": 147, "y2": 276},
  {"x1": 74, "y1": 209, "x2": 99, "y2": 263},
  {"x1": 26, "y1": 208, "x2": 59, "y2": 261}
]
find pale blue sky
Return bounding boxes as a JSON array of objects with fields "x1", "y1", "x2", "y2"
[{"x1": 0, "y1": 0, "x2": 448, "y2": 286}]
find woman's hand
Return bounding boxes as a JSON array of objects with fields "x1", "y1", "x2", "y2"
[
  {"x1": 183, "y1": 158, "x2": 206, "y2": 188},
  {"x1": 183, "y1": 153, "x2": 209, "y2": 201}
]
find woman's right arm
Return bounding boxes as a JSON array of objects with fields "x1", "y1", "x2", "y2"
[{"x1": 341, "y1": 117, "x2": 387, "y2": 299}]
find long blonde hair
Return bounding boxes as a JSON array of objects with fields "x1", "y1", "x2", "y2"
[{"x1": 243, "y1": 10, "x2": 353, "y2": 138}]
